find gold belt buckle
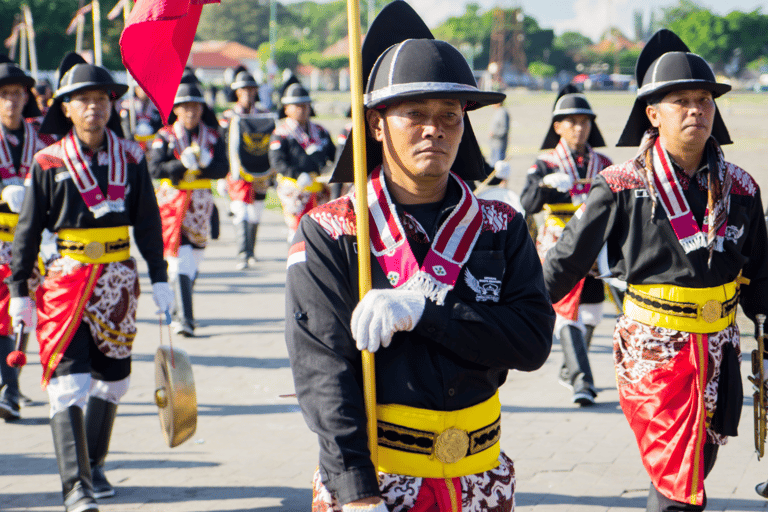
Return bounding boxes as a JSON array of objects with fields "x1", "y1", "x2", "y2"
[
  {"x1": 434, "y1": 427, "x2": 469, "y2": 464},
  {"x1": 83, "y1": 241, "x2": 105, "y2": 260},
  {"x1": 700, "y1": 299, "x2": 723, "y2": 323}
]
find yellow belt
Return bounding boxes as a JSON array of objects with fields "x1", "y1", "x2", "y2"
[
  {"x1": 543, "y1": 203, "x2": 579, "y2": 229},
  {"x1": 276, "y1": 173, "x2": 324, "y2": 193},
  {"x1": 57, "y1": 226, "x2": 131, "y2": 263},
  {"x1": 376, "y1": 392, "x2": 501, "y2": 478},
  {"x1": 0, "y1": 212, "x2": 18, "y2": 242},
  {"x1": 624, "y1": 281, "x2": 743, "y2": 333},
  {"x1": 160, "y1": 176, "x2": 212, "y2": 190}
]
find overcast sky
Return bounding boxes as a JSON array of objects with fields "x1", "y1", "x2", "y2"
[{"x1": 334, "y1": 0, "x2": 767, "y2": 41}]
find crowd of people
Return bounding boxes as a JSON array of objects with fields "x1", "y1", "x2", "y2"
[{"x1": 0, "y1": 3, "x2": 767, "y2": 512}]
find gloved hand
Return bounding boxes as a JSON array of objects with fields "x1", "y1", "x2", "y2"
[
  {"x1": 305, "y1": 143, "x2": 320, "y2": 155},
  {"x1": 351, "y1": 289, "x2": 426, "y2": 353},
  {"x1": 342, "y1": 500, "x2": 389, "y2": 512},
  {"x1": 180, "y1": 147, "x2": 199, "y2": 171},
  {"x1": 296, "y1": 172, "x2": 313, "y2": 191},
  {"x1": 493, "y1": 160, "x2": 511, "y2": 181},
  {"x1": 542, "y1": 172, "x2": 573, "y2": 193},
  {"x1": 9, "y1": 297, "x2": 35, "y2": 332},
  {"x1": 198, "y1": 148, "x2": 213, "y2": 169},
  {"x1": 1, "y1": 185, "x2": 25, "y2": 213},
  {"x1": 216, "y1": 178, "x2": 228, "y2": 198},
  {"x1": 152, "y1": 282, "x2": 175, "y2": 316}
]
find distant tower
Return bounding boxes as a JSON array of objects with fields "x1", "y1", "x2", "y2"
[{"x1": 490, "y1": 5, "x2": 526, "y2": 85}]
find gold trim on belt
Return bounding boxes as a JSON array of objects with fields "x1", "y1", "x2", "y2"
[{"x1": 57, "y1": 226, "x2": 131, "y2": 264}]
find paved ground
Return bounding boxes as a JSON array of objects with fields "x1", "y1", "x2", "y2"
[{"x1": 3, "y1": 90, "x2": 768, "y2": 511}]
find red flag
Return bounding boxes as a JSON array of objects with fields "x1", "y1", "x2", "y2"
[{"x1": 119, "y1": 0, "x2": 219, "y2": 123}]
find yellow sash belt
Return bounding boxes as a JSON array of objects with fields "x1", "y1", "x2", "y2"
[
  {"x1": 57, "y1": 226, "x2": 130, "y2": 264},
  {"x1": 0, "y1": 212, "x2": 18, "y2": 242},
  {"x1": 376, "y1": 392, "x2": 501, "y2": 478}
]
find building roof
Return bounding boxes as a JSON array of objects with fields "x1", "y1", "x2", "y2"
[{"x1": 189, "y1": 40, "x2": 261, "y2": 69}]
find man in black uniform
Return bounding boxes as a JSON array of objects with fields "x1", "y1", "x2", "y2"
[
  {"x1": 269, "y1": 82, "x2": 335, "y2": 241},
  {"x1": 543, "y1": 30, "x2": 768, "y2": 511},
  {"x1": 9, "y1": 59, "x2": 172, "y2": 512},
  {"x1": 285, "y1": 4, "x2": 554, "y2": 511},
  {"x1": 520, "y1": 85, "x2": 613, "y2": 406}
]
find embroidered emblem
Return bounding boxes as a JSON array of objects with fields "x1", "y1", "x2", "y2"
[
  {"x1": 724, "y1": 224, "x2": 744, "y2": 244},
  {"x1": 387, "y1": 271, "x2": 400, "y2": 286},
  {"x1": 464, "y1": 269, "x2": 501, "y2": 303},
  {"x1": 432, "y1": 265, "x2": 446, "y2": 277}
]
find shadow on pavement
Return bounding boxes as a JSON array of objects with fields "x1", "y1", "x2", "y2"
[
  {"x1": 0, "y1": 454, "x2": 55, "y2": 476},
  {"x1": 501, "y1": 401, "x2": 623, "y2": 414},
  {"x1": 115, "y1": 401, "x2": 300, "y2": 417},
  {"x1": 516, "y1": 492, "x2": 646, "y2": 507},
  {"x1": 131, "y1": 353, "x2": 290, "y2": 369}
]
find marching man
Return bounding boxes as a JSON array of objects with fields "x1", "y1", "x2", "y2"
[
  {"x1": 543, "y1": 30, "x2": 768, "y2": 511},
  {"x1": 285, "y1": 3, "x2": 554, "y2": 510},
  {"x1": 9, "y1": 58, "x2": 173, "y2": 512}
]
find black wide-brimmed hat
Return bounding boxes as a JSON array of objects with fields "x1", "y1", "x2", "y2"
[
  {"x1": 0, "y1": 54, "x2": 41, "y2": 118},
  {"x1": 617, "y1": 29, "x2": 732, "y2": 146},
  {"x1": 40, "y1": 53, "x2": 126, "y2": 136},
  {"x1": 231, "y1": 66, "x2": 259, "y2": 90},
  {"x1": 167, "y1": 82, "x2": 218, "y2": 128},
  {"x1": 541, "y1": 84, "x2": 605, "y2": 150},
  {"x1": 278, "y1": 82, "x2": 316, "y2": 119},
  {"x1": 331, "y1": 1, "x2": 505, "y2": 183}
]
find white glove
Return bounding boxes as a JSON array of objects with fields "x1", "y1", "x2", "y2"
[
  {"x1": 296, "y1": 172, "x2": 313, "y2": 191},
  {"x1": 152, "y1": 282, "x2": 175, "y2": 316},
  {"x1": 493, "y1": 160, "x2": 511, "y2": 181},
  {"x1": 351, "y1": 289, "x2": 426, "y2": 353},
  {"x1": 305, "y1": 143, "x2": 320, "y2": 155},
  {"x1": 180, "y1": 147, "x2": 199, "y2": 171},
  {"x1": 216, "y1": 179, "x2": 228, "y2": 197},
  {"x1": 1, "y1": 185, "x2": 25, "y2": 213},
  {"x1": 542, "y1": 172, "x2": 573, "y2": 193},
  {"x1": 39, "y1": 229, "x2": 59, "y2": 263},
  {"x1": 198, "y1": 148, "x2": 213, "y2": 169},
  {"x1": 9, "y1": 297, "x2": 35, "y2": 332},
  {"x1": 342, "y1": 500, "x2": 389, "y2": 512}
]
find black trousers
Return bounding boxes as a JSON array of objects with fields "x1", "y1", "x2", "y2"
[
  {"x1": 646, "y1": 444, "x2": 719, "y2": 512},
  {"x1": 53, "y1": 322, "x2": 130, "y2": 382}
]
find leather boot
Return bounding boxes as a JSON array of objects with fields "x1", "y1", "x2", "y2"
[
  {"x1": 51, "y1": 406, "x2": 98, "y2": 512},
  {"x1": 246, "y1": 222, "x2": 259, "y2": 266},
  {"x1": 173, "y1": 275, "x2": 195, "y2": 337},
  {"x1": 559, "y1": 325, "x2": 596, "y2": 406},
  {"x1": 0, "y1": 336, "x2": 20, "y2": 420},
  {"x1": 234, "y1": 221, "x2": 249, "y2": 270},
  {"x1": 85, "y1": 397, "x2": 118, "y2": 499},
  {"x1": 584, "y1": 324, "x2": 596, "y2": 350}
]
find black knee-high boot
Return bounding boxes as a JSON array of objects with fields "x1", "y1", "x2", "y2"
[
  {"x1": 559, "y1": 325, "x2": 596, "y2": 405},
  {"x1": 173, "y1": 275, "x2": 195, "y2": 337},
  {"x1": 234, "y1": 221, "x2": 249, "y2": 270},
  {"x1": 0, "y1": 335, "x2": 20, "y2": 420},
  {"x1": 51, "y1": 406, "x2": 98, "y2": 512},
  {"x1": 85, "y1": 397, "x2": 118, "y2": 499},
  {"x1": 247, "y1": 222, "x2": 259, "y2": 264}
]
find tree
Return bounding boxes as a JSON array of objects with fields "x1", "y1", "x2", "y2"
[
  {"x1": 666, "y1": 9, "x2": 728, "y2": 67},
  {"x1": 554, "y1": 32, "x2": 593, "y2": 54}
]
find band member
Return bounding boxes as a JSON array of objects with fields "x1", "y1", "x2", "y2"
[
  {"x1": 220, "y1": 67, "x2": 275, "y2": 269},
  {"x1": 520, "y1": 85, "x2": 612, "y2": 406},
  {"x1": 268, "y1": 82, "x2": 335, "y2": 241},
  {"x1": 8, "y1": 57, "x2": 173, "y2": 512},
  {"x1": 543, "y1": 30, "x2": 768, "y2": 511},
  {"x1": 120, "y1": 85, "x2": 163, "y2": 151},
  {"x1": 285, "y1": 4, "x2": 554, "y2": 510},
  {"x1": 32, "y1": 80, "x2": 53, "y2": 117},
  {"x1": 0, "y1": 57, "x2": 49, "y2": 421},
  {"x1": 147, "y1": 82, "x2": 228, "y2": 337}
]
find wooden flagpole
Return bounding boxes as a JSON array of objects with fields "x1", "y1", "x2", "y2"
[
  {"x1": 345, "y1": 0, "x2": 377, "y2": 469},
  {"x1": 92, "y1": 0, "x2": 103, "y2": 65}
]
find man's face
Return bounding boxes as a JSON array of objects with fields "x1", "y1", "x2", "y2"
[
  {"x1": 236, "y1": 86, "x2": 258, "y2": 108},
  {"x1": 646, "y1": 89, "x2": 715, "y2": 150},
  {"x1": 0, "y1": 84, "x2": 28, "y2": 129},
  {"x1": 173, "y1": 102, "x2": 203, "y2": 131},
  {"x1": 553, "y1": 114, "x2": 592, "y2": 152},
  {"x1": 367, "y1": 98, "x2": 464, "y2": 180},
  {"x1": 33, "y1": 87, "x2": 52, "y2": 112},
  {"x1": 285, "y1": 102, "x2": 311, "y2": 125},
  {"x1": 62, "y1": 89, "x2": 112, "y2": 134}
]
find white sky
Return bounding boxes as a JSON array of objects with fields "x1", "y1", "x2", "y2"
[{"x1": 338, "y1": 0, "x2": 767, "y2": 41}]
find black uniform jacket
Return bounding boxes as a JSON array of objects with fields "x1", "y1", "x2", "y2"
[
  {"x1": 268, "y1": 121, "x2": 335, "y2": 179},
  {"x1": 9, "y1": 133, "x2": 168, "y2": 297},
  {"x1": 146, "y1": 124, "x2": 229, "y2": 184},
  {"x1": 543, "y1": 157, "x2": 768, "y2": 323},
  {"x1": 285, "y1": 178, "x2": 554, "y2": 505}
]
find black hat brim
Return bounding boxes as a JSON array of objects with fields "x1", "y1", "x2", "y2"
[
  {"x1": 39, "y1": 101, "x2": 124, "y2": 138},
  {"x1": 56, "y1": 81, "x2": 129, "y2": 101},
  {"x1": 167, "y1": 103, "x2": 219, "y2": 128},
  {"x1": 365, "y1": 88, "x2": 506, "y2": 112},
  {"x1": 616, "y1": 98, "x2": 731, "y2": 146},
  {"x1": 541, "y1": 122, "x2": 606, "y2": 150},
  {"x1": 330, "y1": 114, "x2": 487, "y2": 183}
]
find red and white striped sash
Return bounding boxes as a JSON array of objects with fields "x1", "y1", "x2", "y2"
[
  {"x1": 366, "y1": 167, "x2": 483, "y2": 305},
  {"x1": 650, "y1": 138, "x2": 728, "y2": 254},
  {"x1": 553, "y1": 138, "x2": 600, "y2": 196},
  {"x1": 62, "y1": 129, "x2": 127, "y2": 219},
  {"x1": 0, "y1": 122, "x2": 41, "y2": 185},
  {"x1": 171, "y1": 121, "x2": 216, "y2": 159},
  {"x1": 272, "y1": 118, "x2": 323, "y2": 151}
]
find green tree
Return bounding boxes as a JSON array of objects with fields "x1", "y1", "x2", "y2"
[
  {"x1": 554, "y1": 32, "x2": 593, "y2": 53},
  {"x1": 528, "y1": 61, "x2": 555, "y2": 77},
  {"x1": 666, "y1": 9, "x2": 728, "y2": 67}
]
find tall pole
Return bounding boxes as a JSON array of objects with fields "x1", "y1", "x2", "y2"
[
  {"x1": 345, "y1": 0, "x2": 377, "y2": 470},
  {"x1": 19, "y1": 23, "x2": 28, "y2": 72},
  {"x1": 93, "y1": 0, "x2": 103, "y2": 66},
  {"x1": 269, "y1": 0, "x2": 276, "y2": 66},
  {"x1": 124, "y1": 0, "x2": 136, "y2": 134},
  {"x1": 22, "y1": 5, "x2": 38, "y2": 80}
]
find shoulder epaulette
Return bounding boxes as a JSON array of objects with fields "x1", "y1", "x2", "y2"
[
  {"x1": 308, "y1": 195, "x2": 357, "y2": 240},
  {"x1": 35, "y1": 141, "x2": 65, "y2": 170},
  {"x1": 601, "y1": 160, "x2": 646, "y2": 192},
  {"x1": 478, "y1": 198, "x2": 517, "y2": 233},
  {"x1": 727, "y1": 162, "x2": 758, "y2": 196}
]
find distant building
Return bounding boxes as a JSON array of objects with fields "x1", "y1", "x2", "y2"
[{"x1": 188, "y1": 40, "x2": 262, "y2": 83}]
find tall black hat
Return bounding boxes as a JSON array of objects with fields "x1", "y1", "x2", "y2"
[
  {"x1": 278, "y1": 81, "x2": 315, "y2": 119},
  {"x1": 0, "y1": 54, "x2": 41, "y2": 119},
  {"x1": 167, "y1": 82, "x2": 219, "y2": 128},
  {"x1": 331, "y1": 1, "x2": 505, "y2": 183},
  {"x1": 540, "y1": 84, "x2": 605, "y2": 150},
  {"x1": 180, "y1": 67, "x2": 200, "y2": 85},
  {"x1": 231, "y1": 65, "x2": 259, "y2": 90},
  {"x1": 40, "y1": 53, "x2": 126, "y2": 136},
  {"x1": 617, "y1": 29, "x2": 732, "y2": 146}
]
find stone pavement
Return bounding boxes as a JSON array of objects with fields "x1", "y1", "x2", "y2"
[{"x1": 2, "y1": 201, "x2": 768, "y2": 512}]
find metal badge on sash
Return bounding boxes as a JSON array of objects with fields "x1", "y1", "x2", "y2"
[{"x1": 154, "y1": 345, "x2": 197, "y2": 447}]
